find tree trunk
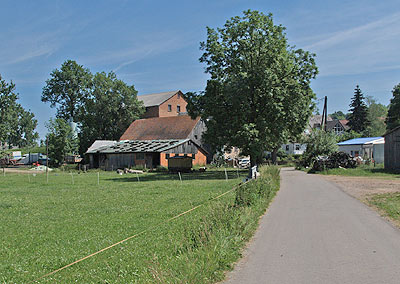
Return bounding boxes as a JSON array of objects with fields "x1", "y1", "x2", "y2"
[
  {"x1": 248, "y1": 154, "x2": 257, "y2": 178},
  {"x1": 271, "y1": 147, "x2": 279, "y2": 165}
]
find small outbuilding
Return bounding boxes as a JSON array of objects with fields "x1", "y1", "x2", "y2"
[
  {"x1": 86, "y1": 139, "x2": 207, "y2": 171},
  {"x1": 337, "y1": 137, "x2": 384, "y2": 163},
  {"x1": 383, "y1": 126, "x2": 400, "y2": 170}
]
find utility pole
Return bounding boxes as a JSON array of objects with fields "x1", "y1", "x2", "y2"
[{"x1": 320, "y1": 96, "x2": 328, "y2": 131}]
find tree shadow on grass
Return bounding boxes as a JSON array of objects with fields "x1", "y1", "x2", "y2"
[{"x1": 106, "y1": 169, "x2": 248, "y2": 183}]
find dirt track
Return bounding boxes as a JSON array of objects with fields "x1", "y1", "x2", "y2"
[{"x1": 321, "y1": 175, "x2": 400, "y2": 201}]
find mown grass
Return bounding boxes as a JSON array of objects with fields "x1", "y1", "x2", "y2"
[
  {"x1": 313, "y1": 164, "x2": 400, "y2": 179},
  {"x1": 0, "y1": 166, "x2": 279, "y2": 283},
  {"x1": 369, "y1": 193, "x2": 400, "y2": 221}
]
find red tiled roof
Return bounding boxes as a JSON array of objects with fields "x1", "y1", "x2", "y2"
[{"x1": 120, "y1": 115, "x2": 200, "y2": 141}]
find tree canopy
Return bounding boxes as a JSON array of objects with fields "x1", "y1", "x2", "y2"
[
  {"x1": 347, "y1": 85, "x2": 370, "y2": 133},
  {"x1": 42, "y1": 60, "x2": 145, "y2": 155},
  {"x1": 386, "y1": 83, "x2": 400, "y2": 131},
  {"x1": 364, "y1": 96, "x2": 387, "y2": 137},
  {"x1": 42, "y1": 60, "x2": 92, "y2": 122},
  {"x1": 186, "y1": 10, "x2": 318, "y2": 165},
  {"x1": 79, "y1": 71, "x2": 144, "y2": 154},
  {"x1": 46, "y1": 118, "x2": 78, "y2": 167},
  {"x1": 0, "y1": 75, "x2": 38, "y2": 148}
]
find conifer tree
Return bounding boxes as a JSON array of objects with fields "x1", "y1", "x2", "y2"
[
  {"x1": 347, "y1": 85, "x2": 370, "y2": 133},
  {"x1": 386, "y1": 83, "x2": 400, "y2": 131}
]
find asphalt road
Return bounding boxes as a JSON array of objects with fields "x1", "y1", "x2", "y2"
[{"x1": 225, "y1": 168, "x2": 400, "y2": 284}]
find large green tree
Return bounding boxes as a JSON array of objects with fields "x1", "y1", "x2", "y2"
[
  {"x1": 7, "y1": 107, "x2": 39, "y2": 148},
  {"x1": 78, "y1": 72, "x2": 144, "y2": 154},
  {"x1": 347, "y1": 85, "x2": 370, "y2": 133},
  {"x1": 0, "y1": 75, "x2": 38, "y2": 148},
  {"x1": 186, "y1": 10, "x2": 318, "y2": 165},
  {"x1": 386, "y1": 83, "x2": 400, "y2": 131},
  {"x1": 364, "y1": 96, "x2": 387, "y2": 137},
  {"x1": 42, "y1": 60, "x2": 92, "y2": 122},
  {"x1": 46, "y1": 118, "x2": 78, "y2": 167}
]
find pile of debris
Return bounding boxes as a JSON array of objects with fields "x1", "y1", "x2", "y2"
[{"x1": 311, "y1": 152, "x2": 357, "y2": 172}]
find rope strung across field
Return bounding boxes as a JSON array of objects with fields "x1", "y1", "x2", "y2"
[{"x1": 29, "y1": 180, "x2": 250, "y2": 283}]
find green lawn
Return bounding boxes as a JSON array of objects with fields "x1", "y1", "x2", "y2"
[
  {"x1": 1, "y1": 168, "x2": 274, "y2": 283},
  {"x1": 314, "y1": 164, "x2": 400, "y2": 179},
  {"x1": 369, "y1": 193, "x2": 400, "y2": 221}
]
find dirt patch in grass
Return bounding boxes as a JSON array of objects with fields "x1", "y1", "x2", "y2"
[{"x1": 322, "y1": 175, "x2": 400, "y2": 228}]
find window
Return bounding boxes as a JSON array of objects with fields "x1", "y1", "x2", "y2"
[
  {"x1": 177, "y1": 105, "x2": 181, "y2": 113},
  {"x1": 295, "y1": 144, "x2": 300, "y2": 151},
  {"x1": 351, "y1": 151, "x2": 354, "y2": 156},
  {"x1": 177, "y1": 93, "x2": 180, "y2": 99},
  {"x1": 168, "y1": 104, "x2": 172, "y2": 112},
  {"x1": 166, "y1": 154, "x2": 170, "y2": 159},
  {"x1": 194, "y1": 135, "x2": 198, "y2": 140},
  {"x1": 192, "y1": 154, "x2": 196, "y2": 159},
  {"x1": 285, "y1": 145, "x2": 289, "y2": 151}
]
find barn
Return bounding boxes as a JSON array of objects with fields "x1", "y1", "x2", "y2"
[
  {"x1": 86, "y1": 139, "x2": 207, "y2": 171},
  {"x1": 383, "y1": 126, "x2": 400, "y2": 170}
]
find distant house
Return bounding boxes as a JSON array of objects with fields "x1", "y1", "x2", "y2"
[
  {"x1": 337, "y1": 137, "x2": 384, "y2": 163},
  {"x1": 383, "y1": 126, "x2": 400, "y2": 170},
  {"x1": 139, "y1": 90, "x2": 187, "y2": 118},
  {"x1": 326, "y1": 119, "x2": 349, "y2": 135},
  {"x1": 86, "y1": 139, "x2": 207, "y2": 171}
]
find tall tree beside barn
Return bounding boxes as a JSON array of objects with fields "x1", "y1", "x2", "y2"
[
  {"x1": 347, "y1": 85, "x2": 370, "y2": 133},
  {"x1": 78, "y1": 72, "x2": 144, "y2": 154},
  {"x1": 186, "y1": 10, "x2": 318, "y2": 166},
  {"x1": 42, "y1": 60, "x2": 92, "y2": 122},
  {"x1": 46, "y1": 118, "x2": 78, "y2": 167},
  {"x1": 386, "y1": 83, "x2": 400, "y2": 131}
]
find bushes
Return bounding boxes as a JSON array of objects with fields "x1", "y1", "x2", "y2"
[{"x1": 235, "y1": 166, "x2": 280, "y2": 206}]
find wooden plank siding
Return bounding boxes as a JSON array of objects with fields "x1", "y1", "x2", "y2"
[{"x1": 384, "y1": 127, "x2": 400, "y2": 170}]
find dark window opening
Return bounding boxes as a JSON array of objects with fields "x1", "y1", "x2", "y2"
[
  {"x1": 166, "y1": 154, "x2": 170, "y2": 159},
  {"x1": 285, "y1": 145, "x2": 289, "y2": 151},
  {"x1": 168, "y1": 105, "x2": 172, "y2": 112},
  {"x1": 177, "y1": 105, "x2": 181, "y2": 113},
  {"x1": 295, "y1": 144, "x2": 300, "y2": 151}
]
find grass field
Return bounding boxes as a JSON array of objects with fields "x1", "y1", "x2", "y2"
[
  {"x1": 313, "y1": 164, "x2": 400, "y2": 179},
  {"x1": 369, "y1": 193, "x2": 400, "y2": 222},
  {"x1": 0, "y1": 167, "x2": 279, "y2": 283}
]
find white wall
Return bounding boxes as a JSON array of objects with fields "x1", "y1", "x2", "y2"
[{"x1": 282, "y1": 143, "x2": 307, "y2": 155}]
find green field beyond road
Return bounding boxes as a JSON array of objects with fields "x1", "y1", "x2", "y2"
[{"x1": 0, "y1": 169, "x2": 249, "y2": 283}]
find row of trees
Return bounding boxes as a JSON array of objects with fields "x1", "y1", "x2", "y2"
[
  {"x1": 331, "y1": 83, "x2": 400, "y2": 139},
  {"x1": 41, "y1": 60, "x2": 145, "y2": 165},
  {"x1": 0, "y1": 75, "x2": 39, "y2": 149}
]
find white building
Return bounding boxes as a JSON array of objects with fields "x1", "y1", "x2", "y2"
[{"x1": 337, "y1": 137, "x2": 384, "y2": 163}]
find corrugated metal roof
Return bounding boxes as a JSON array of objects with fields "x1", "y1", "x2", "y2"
[
  {"x1": 337, "y1": 137, "x2": 384, "y2": 146},
  {"x1": 86, "y1": 139, "x2": 189, "y2": 154},
  {"x1": 86, "y1": 140, "x2": 117, "y2": 153},
  {"x1": 138, "y1": 90, "x2": 180, "y2": 107},
  {"x1": 120, "y1": 115, "x2": 200, "y2": 141}
]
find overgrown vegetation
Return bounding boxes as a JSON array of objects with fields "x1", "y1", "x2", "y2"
[
  {"x1": 0, "y1": 166, "x2": 279, "y2": 283},
  {"x1": 369, "y1": 193, "x2": 400, "y2": 221}
]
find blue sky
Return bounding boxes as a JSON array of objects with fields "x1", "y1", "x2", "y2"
[{"x1": 1, "y1": 0, "x2": 400, "y2": 139}]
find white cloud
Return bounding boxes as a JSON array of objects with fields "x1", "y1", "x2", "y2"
[{"x1": 304, "y1": 12, "x2": 400, "y2": 77}]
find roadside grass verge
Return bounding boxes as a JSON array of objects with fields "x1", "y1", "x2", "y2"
[
  {"x1": 0, "y1": 166, "x2": 279, "y2": 283},
  {"x1": 368, "y1": 193, "x2": 400, "y2": 222},
  {"x1": 310, "y1": 164, "x2": 400, "y2": 179}
]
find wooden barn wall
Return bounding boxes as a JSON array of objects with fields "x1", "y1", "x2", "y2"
[
  {"x1": 164, "y1": 141, "x2": 199, "y2": 154},
  {"x1": 384, "y1": 128, "x2": 400, "y2": 170}
]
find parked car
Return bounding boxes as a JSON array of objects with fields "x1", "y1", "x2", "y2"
[{"x1": 238, "y1": 158, "x2": 250, "y2": 168}]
